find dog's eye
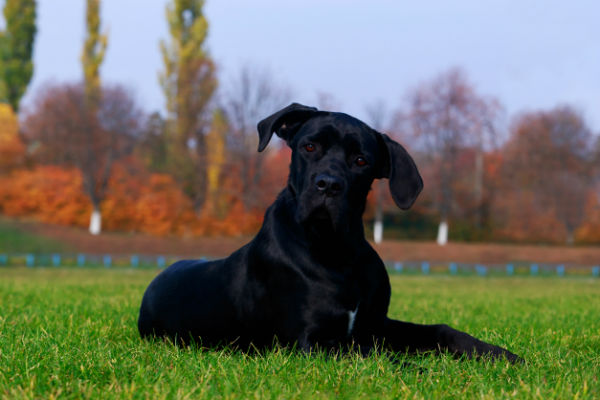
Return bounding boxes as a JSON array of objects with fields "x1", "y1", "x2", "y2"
[
  {"x1": 304, "y1": 143, "x2": 316, "y2": 152},
  {"x1": 355, "y1": 156, "x2": 368, "y2": 167}
]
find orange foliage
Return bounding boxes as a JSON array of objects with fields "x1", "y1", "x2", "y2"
[
  {"x1": 99, "y1": 162, "x2": 198, "y2": 235},
  {"x1": 492, "y1": 190, "x2": 566, "y2": 243},
  {"x1": 0, "y1": 166, "x2": 90, "y2": 226},
  {"x1": 258, "y1": 146, "x2": 291, "y2": 204},
  {"x1": 575, "y1": 190, "x2": 600, "y2": 244},
  {"x1": 194, "y1": 145, "x2": 290, "y2": 236},
  {"x1": 195, "y1": 200, "x2": 263, "y2": 236},
  {"x1": 0, "y1": 159, "x2": 266, "y2": 236}
]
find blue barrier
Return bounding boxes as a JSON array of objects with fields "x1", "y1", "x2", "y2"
[
  {"x1": 52, "y1": 254, "x2": 61, "y2": 267},
  {"x1": 2, "y1": 251, "x2": 599, "y2": 278},
  {"x1": 103, "y1": 255, "x2": 112, "y2": 268},
  {"x1": 476, "y1": 264, "x2": 487, "y2": 276},
  {"x1": 506, "y1": 264, "x2": 514, "y2": 276},
  {"x1": 393, "y1": 262, "x2": 403, "y2": 273},
  {"x1": 530, "y1": 263, "x2": 539, "y2": 276},
  {"x1": 449, "y1": 262, "x2": 458, "y2": 275}
]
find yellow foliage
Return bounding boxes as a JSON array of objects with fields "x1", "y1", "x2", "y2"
[
  {"x1": 0, "y1": 103, "x2": 25, "y2": 172},
  {"x1": 0, "y1": 104, "x2": 18, "y2": 140},
  {"x1": 204, "y1": 109, "x2": 228, "y2": 216},
  {"x1": 81, "y1": 0, "x2": 108, "y2": 106}
]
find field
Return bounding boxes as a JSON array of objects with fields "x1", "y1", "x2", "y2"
[{"x1": 1, "y1": 268, "x2": 599, "y2": 399}]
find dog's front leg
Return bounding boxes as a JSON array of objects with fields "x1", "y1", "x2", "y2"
[{"x1": 381, "y1": 318, "x2": 521, "y2": 363}]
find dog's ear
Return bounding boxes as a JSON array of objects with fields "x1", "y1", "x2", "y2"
[
  {"x1": 257, "y1": 103, "x2": 319, "y2": 152},
  {"x1": 376, "y1": 132, "x2": 423, "y2": 210}
]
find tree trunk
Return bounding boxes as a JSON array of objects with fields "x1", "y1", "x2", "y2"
[
  {"x1": 566, "y1": 227, "x2": 574, "y2": 246},
  {"x1": 373, "y1": 180, "x2": 384, "y2": 244},
  {"x1": 436, "y1": 219, "x2": 448, "y2": 246},
  {"x1": 89, "y1": 206, "x2": 102, "y2": 235},
  {"x1": 193, "y1": 131, "x2": 208, "y2": 215},
  {"x1": 474, "y1": 149, "x2": 484, "y2": 228}
]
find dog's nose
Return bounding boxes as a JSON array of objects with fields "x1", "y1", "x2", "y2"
[{"x1": 315, "y1": 174, "x2": 344, "y2": 196}]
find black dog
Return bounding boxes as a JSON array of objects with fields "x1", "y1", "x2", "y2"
[{"x1": 138, "y1": 103, "x2": 519, "y2": 362}]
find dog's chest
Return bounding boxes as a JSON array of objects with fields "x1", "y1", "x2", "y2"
[
  {"x1": 332, "y1": 272, "x2": 361, "y2": 336},
  {"x1": 302, "y1": 265, "x2": 363, "y2": 338}
]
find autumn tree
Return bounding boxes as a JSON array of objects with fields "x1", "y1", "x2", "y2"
[
  {"x1": 500, "y1": 106, "x2": 595, "y2": 244},
  {"x1": 365, "y1": 98, "x2": 390, "y2": 244},
  {"x1": 80, "y1": 0, "x2": 108, "y2": 234},
  {"x1": 136, "y1": 112, "x2": 169, "y2": 173},
  {"x1": 204, "y1": 108, "x2": 228, "y2": 217},
  {"x1": 81, "y1": 0, "x2": 107, "y2": 110},
  {"x1": 400, "y1": 68, "x2": 501, "y2": 245},
  {"x1": 0, "y1": 0, "x2": 36, "y2": 112},
  {"x1": 221, "y1": 65, "x2": 291, "y2": 210},
  {"x1": 160, "y1": 0, "x2": 217, "y2": 212},
  {"x1": 21, "y1": 82, "x2": 145, "y2": 234}
]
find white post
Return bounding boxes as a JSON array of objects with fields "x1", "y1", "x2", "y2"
[
  {"x1": 374, "y1": 220, "x2": 383, "y2": 244},
  {"x1": 373, "y1": 180, "x2": 384, "y2": 244},
  {"x1": 436, "y1": 219, "x2": 448, "y2": 246},
  {"x1": 89, "y1": 209, "x2": 102, "y2": 235}
]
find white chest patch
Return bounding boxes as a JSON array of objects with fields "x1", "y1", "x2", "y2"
[{"x1": 347, "y1": 307, "x2": 358, "y2": 336}]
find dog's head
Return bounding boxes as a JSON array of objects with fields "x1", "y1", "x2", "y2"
[{"x1": 257, "y1": 103, "x2": 423, "y2": 235}]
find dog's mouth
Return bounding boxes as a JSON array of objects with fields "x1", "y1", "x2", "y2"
[
  {"x1": 309, "y1": 205, "x2": 332, "y2": 222},
  {"x1": 300, "y1": 201, "x2": 347, "y2": 236},
  {"x1": 294, "y1": 187, "x2": 350, "y2": 236}
]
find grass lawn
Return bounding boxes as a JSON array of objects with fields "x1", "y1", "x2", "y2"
[{"x1": 0, "y1": 268, "x2": 598, "y2": 399}]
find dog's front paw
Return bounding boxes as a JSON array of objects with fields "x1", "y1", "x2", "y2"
[{"x1": 437, "y1": 324, "x2": 522, "y2": 363}]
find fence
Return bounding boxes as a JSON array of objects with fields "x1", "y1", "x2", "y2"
[
  {"x1": 0, "y1": 253, "x2": 599, "y2": 277},
  {"x1": 0, "y1": 253, "x2": 206, "y2": 269},
  {"x1": 388, "y1": 261, "x2": 600, "y2": 277}
]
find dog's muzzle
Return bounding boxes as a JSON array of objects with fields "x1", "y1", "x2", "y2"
[
  {"x1": 294, "y1": 173, "x2": 348, "y2": 234},
  {"x1": 314, "y1": 173, "x2": 344, "y2": 197}
]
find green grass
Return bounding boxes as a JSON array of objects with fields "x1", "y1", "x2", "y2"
[
  {"x1": 0, "y1": 220, "x2": 70, "y2": 253},
  {"x1": 0, "y1": 269, "x2": 598, "y2": 399}
]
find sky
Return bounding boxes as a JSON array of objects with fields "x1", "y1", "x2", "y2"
[{"x1": 4, "y1": 0, "x2": 600, "y2": 131}]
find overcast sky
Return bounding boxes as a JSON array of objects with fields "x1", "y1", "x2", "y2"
[{"x1": 5, "y1": 0, "x2": 600, "y2": 131}]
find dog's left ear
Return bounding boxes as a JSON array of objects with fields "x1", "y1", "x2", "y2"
[
  {"x1": 376, "y1": 132, "x2": 423, "y2": 210},
  {"x1": 257, "y1": 103, "x2": 320, "y2": 152}
]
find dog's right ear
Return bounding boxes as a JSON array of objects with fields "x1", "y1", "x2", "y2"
[{"x1": 257, "y1": 103, "x2": 319, "y2": 152}]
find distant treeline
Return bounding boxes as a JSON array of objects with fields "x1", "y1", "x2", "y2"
[{"x1": 0, "y1": 1, "x2": 598, "y2": 243}]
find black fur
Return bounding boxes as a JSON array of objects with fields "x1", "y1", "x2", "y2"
[{"x1": 138, "y1": 103, "x2": 520, "y2": 362}]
